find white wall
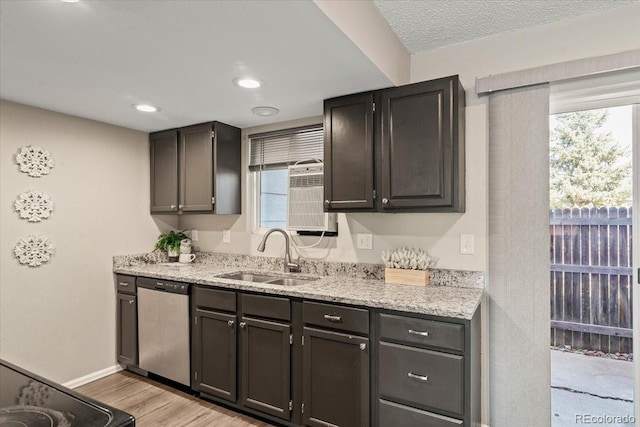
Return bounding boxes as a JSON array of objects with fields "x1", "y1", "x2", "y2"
[
  {"x1": 181, "y1": 4, "x2": 640, "y2": 273},
  {"x1": 179, "y1": 112, "x2": 487, "y2": 272},
  {"x1": 313, "y1": 0, "x2": 410, "y2": 86},
  {"x1": 0, "y1": 100, "x2": 161, "y2": 383}
]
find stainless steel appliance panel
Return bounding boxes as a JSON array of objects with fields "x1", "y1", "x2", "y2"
[{"x1": 138, "y1": 286, "x2": 190, "y2": 386}]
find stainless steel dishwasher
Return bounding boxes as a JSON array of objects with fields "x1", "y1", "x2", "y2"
[{"x1": 137, "y1": 277, "x2": 190, "y2": 386}]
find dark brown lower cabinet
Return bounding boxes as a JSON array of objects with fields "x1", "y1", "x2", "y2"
[
  {"x1": 117, "y1": 293, "x2": 137, "y2": 366},
  {"x1": 379, "y1": 342, "x2": 463, "y2": 416},
  {"x1": 240, "y1": 317, "x2": 292, "y2": 420},
  {"x1": 193, "y1": 308, "x2": 237, "y2": 402},
  {"x1": 379, "y1": 399, "x2": 463, "y2": 427},
  {"x1": 376, "y1": 310, "x2": 480, "y2": 427},
  {"x1": 303, "y1": 327, "x2": 369, "y2": 427}
]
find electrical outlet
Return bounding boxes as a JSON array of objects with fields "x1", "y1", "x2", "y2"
[
  {"x1": 223, "y1": 229, "x2": 231, "y2": 244},
  {"x1": 460, "y1": 234, "x2": 475, "y2": 255},
  {"x1": 357, "y1": 233, "x2": 373, "y2": 250},
  {"x1": 191, "y1": 230, "x2": 198, "y2": 241}
]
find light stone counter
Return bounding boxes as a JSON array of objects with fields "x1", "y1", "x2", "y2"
[{"x1": 114, "y1": 253, "x2": 483, "y2": 320}]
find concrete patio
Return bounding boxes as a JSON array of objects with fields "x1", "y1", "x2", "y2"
[{"x1": 551, "y1": 350, "x2": 635, "y2": 426}]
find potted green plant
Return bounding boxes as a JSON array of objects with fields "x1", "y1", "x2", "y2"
[{"x1": 154, "y1": 230, "x2": 188, "y2": 261}]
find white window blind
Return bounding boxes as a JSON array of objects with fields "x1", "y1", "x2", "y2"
[{"x1": 249, "y1": 124, "x2": 323, "y2": 170}]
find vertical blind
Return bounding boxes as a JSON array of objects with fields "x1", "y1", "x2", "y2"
[
  {"x1": 249, "y1": 124, "x2": 323, "y2": 170},
  {"x1": 488, "y1": 84, "x2": 551, "y2": 425}
]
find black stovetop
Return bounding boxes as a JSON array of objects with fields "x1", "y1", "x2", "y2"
[{"x1": 0, "y1": 360, "x2": 134, "y2": 427}]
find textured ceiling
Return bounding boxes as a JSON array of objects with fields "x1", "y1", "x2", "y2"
[{"x1": 373, "y1": 0, "x2": 637, "y2": 53}]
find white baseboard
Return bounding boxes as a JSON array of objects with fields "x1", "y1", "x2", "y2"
[{"x1": 63, "y1": 364, "x2": 123, "y2": 389}]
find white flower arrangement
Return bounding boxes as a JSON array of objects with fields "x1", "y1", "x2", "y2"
[{"x1": 381, "y1": 247, "x2": 437, "y2": 271}]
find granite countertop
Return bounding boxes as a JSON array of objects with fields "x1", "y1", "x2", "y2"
[{"x1": 114, "y1": 259, "x2": 482, "y2": 320}]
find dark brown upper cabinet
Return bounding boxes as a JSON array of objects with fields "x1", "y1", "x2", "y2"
[
  {"x1": 150, "y1": 121, "x2": 241, "y2": 215},
  {"x1": 150, "y1": 130, "x2": 179, "y2": 213},
  {"x1": 323, "y1": 75, "x2": 465, "y2": 213},
  {"x1": 323, "y1": 93, "x2": 375, "y2": 211}
]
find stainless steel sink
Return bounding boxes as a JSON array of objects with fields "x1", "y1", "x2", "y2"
[
  {"x1": 267, "y1": 278, "x2": 315, "y2": 286},
  {"x1": 220, "y1": 271, "x2": 317, "y2": 286},
  {"x1": 220, "y1": 272, "x2": 280, "y2": 283}
]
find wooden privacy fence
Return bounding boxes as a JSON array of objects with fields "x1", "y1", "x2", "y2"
[{"x1": 550, "y1": 207, "x2": 633, "y2": 354}]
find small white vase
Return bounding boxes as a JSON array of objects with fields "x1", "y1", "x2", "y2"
[{"x1": 167, "y1": 248, "x2": 179, "y2": 262}]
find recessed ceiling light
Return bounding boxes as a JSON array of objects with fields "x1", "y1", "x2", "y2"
[
  {"x1": 252, "y1": 106, "x2": 279, "y2": 117},
  {"x1": 61, "y1": 0, "x2": 80, "y2": 3},
  {"x1": 133, "y1": 104, "x2": 160, "y2": 113},
  {"x1": 233, "y1": 78, "x2": 263, "y2": 89}
]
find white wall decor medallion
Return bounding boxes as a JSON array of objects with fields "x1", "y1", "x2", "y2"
[
  {"x1": 14, "y1": 235, "x2": 54, "y2": 267},
  {"x1": 15, "y1": 145, "x2": 55, "y2": 177},
  {"x1": 14, "y1": 190, "x2": 54, "y2": 222}
]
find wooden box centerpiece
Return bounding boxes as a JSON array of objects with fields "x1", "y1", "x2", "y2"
[{"x1": 382, "y1": 247, "x2": 436, "y2": 286}]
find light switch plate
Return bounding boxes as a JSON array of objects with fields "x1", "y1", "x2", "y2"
[
  {"x1": 460, "y1": 234, "x2": 475, "y2": 255},
  {"x1": 191, "y1": 230, "x2": 198, "y2": 241},
  {"x1": 357, "y1": 233, "x2": 373, "y2": 250},
  {"x1": 223, "y1": 229, "x2": 231, "y2": 244}
]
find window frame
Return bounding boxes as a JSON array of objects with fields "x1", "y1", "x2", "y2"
[
  {"x1": 248, "y1": 124, "x2": 323, "y2": 234},
  {"x1": 252, "y1": 166, "x2": 290, "y2": 233}
]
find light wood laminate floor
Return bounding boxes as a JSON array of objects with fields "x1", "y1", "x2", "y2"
[{"x1": 76, "y1": 371, "x2": 274, "y2": 427}]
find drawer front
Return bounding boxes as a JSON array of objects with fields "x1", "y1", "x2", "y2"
[
  {"x1": 116, "y1": 275, "x2": 136, "y2": 294},
  {"x1": 241, "y1": 293, "x2": 290, "y2": 321},
  {"x1": 379, "y1": 342, "x2": 464, "y2": 416},
  {"x1": 379, "y1": 399, "x2": 462, "y2": 427},
  {"x1": 379, "y1": 313, "x2": 464, "y2": 352},
  {"x1": 194, "y1": 286, "x2": 236, "y2": 312},
  {"x1": 303, "y1": 301, "x2": 369, "y2": 335}
]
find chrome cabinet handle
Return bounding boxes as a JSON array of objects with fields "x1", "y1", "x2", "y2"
[
  {"x1": 408, "y1": 329, "x2": 429, "y2": 337},
  {"x1": 118, "y1": 282, "x2": 129, "y2": 287},
  {"x1": 128, "y1": 300, "x2": 134, "y2": 305},
  {"x1": 382, "y1": 198, "x2": 389, "y2": 205},
  {"x1": 323, "y1": 314, "x2": 342, "y2": 323},
  {"x1": 178, "y1": 204, "x2": 184, "y2": 209},
  {"x1": 407, "y1": 372, "x2": 428, "y2": 381},
  {"x1": 228, "y1": 320, "x2": 235, "y2": 327},
  {"x1": 170, "y1": 204, "x2": 177, "y2": 210},
  {"x1": 359, "y1": 343, "x2": 367, "y2": 351},
  {"x1": 324, "y1": 200, "x2": 330, "y2": 205},
  {"x1": 239, "y1": 322, "x2": 246, "y2": 329}
]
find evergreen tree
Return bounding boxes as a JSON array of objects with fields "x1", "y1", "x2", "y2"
[{"x1": 550, "y1": 109, "x2": 631, "y2": 208}]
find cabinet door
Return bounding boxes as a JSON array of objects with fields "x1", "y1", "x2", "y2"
[
  {"x1": 150, "y1": 130, "x2": 179, "y2": 213},
  {"x1": 324, "y1": 93, "x2": 375, "y2": 211},
  {"x1": 212, "y1": 122, "x2": 242, "y2": 214},
  {"x1": 193, "y1": 309, "x2": 237, "y2": 402},
  {"x1": 180, "y1": 123, "x2": 214, "y2": 212},
  {"x1": 379, "y1": 76, "x2": 464, "y2": 212},
  {"x1": 303, "y1": 327, "x2": 369, "y2": 427},
  {"x1": 240, "y1": 317, "x2": 291, "y2": 420},
  {"x1": 117, "y1": 293, "x2": 137, "y2": 365}
]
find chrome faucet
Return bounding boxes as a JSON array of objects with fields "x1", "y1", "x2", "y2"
[{"x1": 257, "y1": 228, "x2": 300, "y2": 273}]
